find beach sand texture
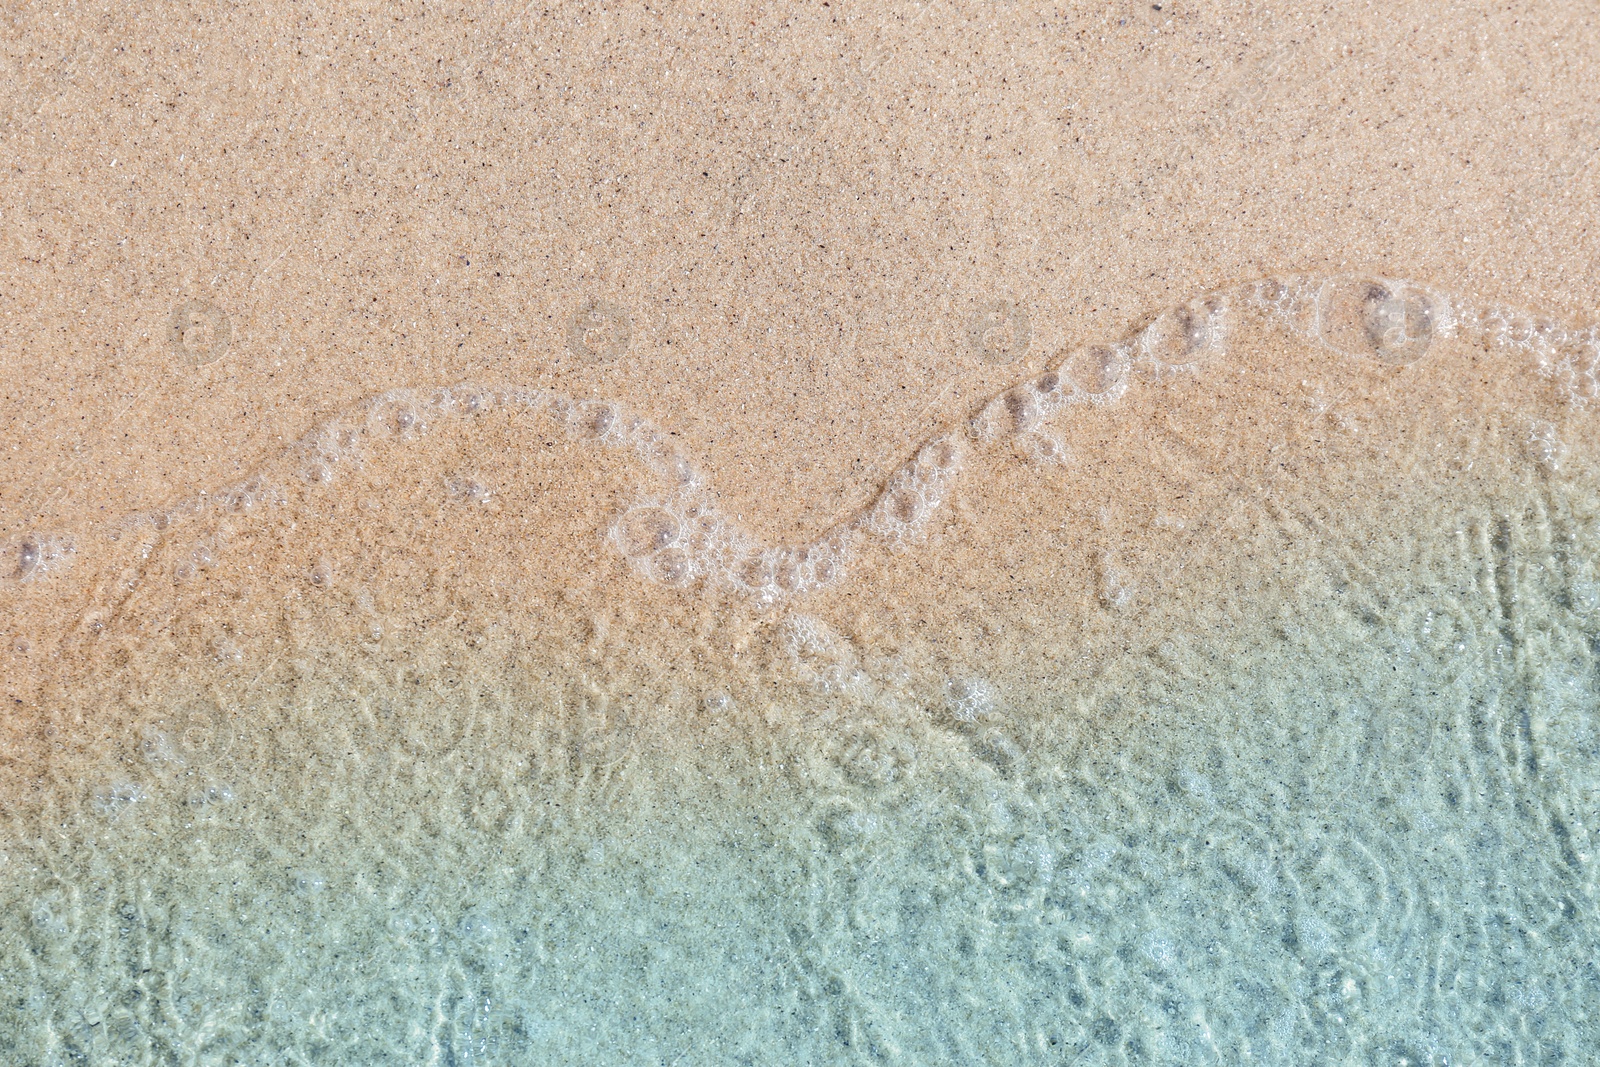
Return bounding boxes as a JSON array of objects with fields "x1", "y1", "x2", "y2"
[{"x1": 3, "y1": 4, "x2": 1599, "y2": 1063}]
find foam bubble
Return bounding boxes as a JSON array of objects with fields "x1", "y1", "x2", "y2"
[
  {"x1": 434, "y1": 383, "x2": 497, "y2": 417},
  {"x1": 1454, "y1": 301, "x2": 1600, "y2": 404},
  {"x1": 649, "y1": 545, "x2": 695, "y2": 585},
  {"x1": 571, "y1": 400, "x2": 619, "y2": 440},
  {"x1": 971, "y1": 386, "x2": 1041, "y2": 441},
  {"x1": 139, "y1": 700, "x2": 233, "y2": 767},
  {"x1": 944, "y1": 677, "x2": 999, "y2": 725},
  {"x1": 1058, "y1": 343, "x2": 1131, "y2": 405},
  {"x1": 833, "y1": 725, "x2": 916, "y2": 788},
  {"x1": 296, "y1": 416, "x2": 368, "y2": 484},
  {"x1": 308, "y1": 558, "x2": 335, "y2": 587},
  {"x1": 918, "y1": 435, "x2": 963, "y2": 473},
  {"x1": 967, "y1": 299, "x2": 1032, "y2": 363},
  {"x1": 614, "y1": 505, "x2": 682, "y2": 558},
  {"x1": 172, "y1": 542, "x2": 213, "y2": 583},
  {"x1": 1098, "y1": 554, "x2": 1134, "y2": 610},
  {"x1": 5, "y1": 532, "x2": 74, "y2": 584},
  {"x1": 290, "y1": 870, "x2": 328, "y2": 896},
  {"x1": 380, "y1": 396, "x2": 426, "y2": 438},
  {"x1": 445, "y1": 474, "x2": 492, "y2": 504},
  {"x1": 567, "y1": 298, "x2": 634, "y2": 363},
  {"x1": 728, "y1": 536, "x2": 851, "y2": 602},
  {"x1": 1528, "y1": 420, "x2": 1566, "y2": 474},
  {"x1": 388, "y1": 906, "x2": 442, "y2": 946},
  {"x1": 187, "y1": 783, "x2": 235, "y2": 807},
  {"x1": 167, "y1": 299, "x2": 232, "y2": 365},
  {"x1": 859, "y1": 435, "x2": 964, "y2": 549},
  {"x1": 1314, "y1": 276, "x2": 1449, "y2": 365},
  {"x1": 1015, "y1": 430, "x2": 1070, "y2": 467},
  {"x1": 213, "y1": 476, "x2": 279, "y2": 513},
  {"x1": 1553, "y1": 328, "x2": 1600, "y2": 405},
  {"x1": 781, "y1": 614, "x2": 867, "y2": 695},
  {"x1": 29, "y1": 890, "x2": 74, "y2": 944},
  {"x1": 1138, "y1": 293, "x2": 1229, "y2": 376},
  {"x1": 1248, "y1": 275, "x2": 1322, "y2": 336},
  {"x1": 91, "y1": 781, "x2": 146, "y2": 819},
  {"x1": 971, "y1": 366, "x2": 1089, "y2": 443},
  {"x1": 456, "y1": 911, "x2": 497, "y2": 943}
]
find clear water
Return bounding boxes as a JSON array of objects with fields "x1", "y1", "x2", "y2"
[{"x1": 4, "y1": 277, "x2": 1598, "y2": 1064}]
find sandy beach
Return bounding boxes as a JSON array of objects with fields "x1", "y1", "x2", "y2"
[{"x1": 3, "y1": 4, "x2": 1598, "y2": 1063}]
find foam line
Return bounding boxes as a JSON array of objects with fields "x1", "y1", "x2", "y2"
[{"x1": 8, "y1": 275, "x2": 1597, "y2": 609}]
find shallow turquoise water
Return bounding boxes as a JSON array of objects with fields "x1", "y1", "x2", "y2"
[{"x1": 9, "y1": 628, "x2": 1596, "y2": 1065}]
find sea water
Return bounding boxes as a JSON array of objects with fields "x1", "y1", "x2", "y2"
[{"x1": 2, "y1": 276, "x2": 1597, "y2": 1064}]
